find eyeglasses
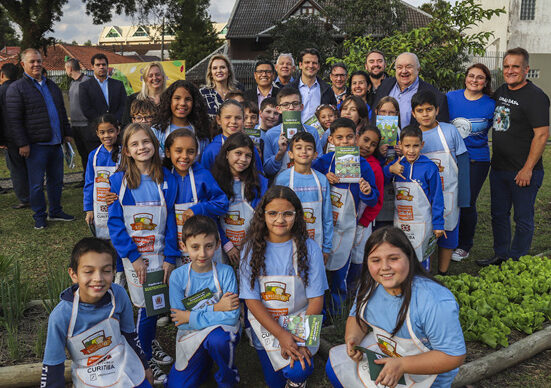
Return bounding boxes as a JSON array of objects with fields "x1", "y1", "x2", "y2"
[
  {"x1": 255, "y1": 70, "x2": 273, "y2": 75},
  {"x1": 265, "y1": 210, "x2": 296, "y2": 220},
  {"x1": 466, "y1": 74, "x2": 486, "y2": 81},
  {"x1": 132, "y1": 115, "x2": 154, "y2": 122},
  {"x1": 331, "y1": 73, "x2": 347, "y2": 78},
  {"x1": 279, "y1": 101, "x2": 301, "y2": 108},
  {"x1": 396, "y1": 64, "x2": 415, "y2": 71}
]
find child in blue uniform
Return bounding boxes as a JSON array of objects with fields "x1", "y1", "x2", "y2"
[
  {"x1": 326, "y1": 226, "x2": 466, "y2": 388},
  {"x1": 163, "y1": 128, "x2": 229, "y2": 265},
  {"x1": 386, "y1": 126, "x2": 445, "y2": 268},
  {"x1": 312, "y1": 118, "x2": 379, "y2": 317},
  {"x1": 411, "y1": 91, "x2": 469, "y2": 275},
  {"x1": 240, "y1": 185, "x2": 328, "y2": 388},
  {"x1": 107, "y1": 123, "x2": 180, "y2": 384},
  {"x1": 211, "y1": 132, "x2": 268, "y2": 265},
  {"x1": 166, "y1": 216, "x2": 241, "y2": 387},
  {"x1": 275, "y1": 131, "x2": 333, "y2": 261},
  {"x1": 42, "y1": 238, "x2": 153, "y2": 388}
]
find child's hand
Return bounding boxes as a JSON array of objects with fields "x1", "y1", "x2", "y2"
[
  {"x1": 145, "y1": 368, "x2": 154, "y2": 385},
  {"x1": 379, "y1": 143, "x2": 389, "y2": 157},
  {"x1": 434, "y1": 230, "x2": 447, "y2": 239},
  {"x1": 374, "y1": 356, "x2": 405, "y2": 388},
  {"x1": 170, "y1": 308, "x2": 190, "y2": 326},
  {"x1": 132, "y1": 257, "x2": 147, "y2": 284},
  {"x1": 289, "y1": 345, "x2": 313, "y2": 371},
  {"x1": 323, "y1": 252, "x2": 330, "y2": 265},
  {"x1": 345, "y1": 338, "x2": 364, "y2": 363},
  {"x1": 359, "y1": 178, "x2": 372, "y2": 195},
  {"x1": 389, "y1": 156, "x2": 406, "y2": 179},
  {"x1": 326, "y1": 172, "x2": 340, "y2": 184},
  {"x1": 278, "y1": 330, "x2": 306, "y2": 365},
  {"x1": 275, "y1": 134, "x2": 288, "y2": 161},
  {"x1": 162, "y1": 261, "x2": 175, "y2": 283},
  {"x1": 226, "y1": 246, "x2": 241, "y2": 266},
  {"x1": 104, "y1": 192, "x2": 118, "y2": 206},
  {"x1": 182, "y1": 209, "x2": 194, "y2": 222},
  {"x1": 213, "y1": 292, "x2": 240, "y2": 312},
  {"x1": 395, "y1": 143, "x2": 403, "y2": 156},
  {"x1": 85, "y1": 211, "x2": 94, "y2": 225}
]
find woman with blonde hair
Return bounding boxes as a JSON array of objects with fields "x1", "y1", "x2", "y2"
[{"x1": 200, "y1": 54, "x2": 241, "y2": 119}]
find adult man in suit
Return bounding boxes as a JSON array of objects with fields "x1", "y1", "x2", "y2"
[
  {"x1": 79, "y1": 53, "x2": 127, "y2": 134},
  {"x1": 244, "y1": 59, "x2": 280, "y2": 109},
  {"x1": 372, "y1": 52, "x2": 448, "y2": 127}
]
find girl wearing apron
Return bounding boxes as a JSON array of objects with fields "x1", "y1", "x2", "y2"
[
  {"x1": 326, "y1": 226, "x2": 466, "y2": 388},
  {"x1": 211, "y1": 132, "x2": 268, "y2": 265},
  {"x1": 166, "y1": 216, "x2": 240, "y2": 387},
  {"x1": 107, "y1": 124, "x2": 180, "y2": 384},
  {"x1": 312, "y1": 118, "x2": 379, "y2": 317},
  {"x1": 162, "y1": 128, "x2": 229, "y2": 267},
  {"x1": 240, "y1": 186, "x2": 328, "y2": 388}
]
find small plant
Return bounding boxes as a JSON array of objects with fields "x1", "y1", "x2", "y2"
[
  {"x1": 43, "y1": 263, "x2": 72, "y2": 314},
  {"x1": 33, "y1": 321, "x2": 48, "y2": 359},
  {"x1": 4, "y1": 325, "x2": 20, "y2": 361},
  {"x1": 0, "y1": 259, "x2": 30, "y2": 326}
]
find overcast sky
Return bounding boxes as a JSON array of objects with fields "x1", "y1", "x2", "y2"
[{"x1": 47, "y1": 0, "x2": 428, "y2": 44}]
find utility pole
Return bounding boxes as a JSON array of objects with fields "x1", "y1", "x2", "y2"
[{"x1": 161, "y1": 15, "x2": 165, "y2": 61}]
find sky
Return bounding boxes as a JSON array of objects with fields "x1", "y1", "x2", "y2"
[{"x1": 47, "y1": 0, "x2": 428, "y2": 44}]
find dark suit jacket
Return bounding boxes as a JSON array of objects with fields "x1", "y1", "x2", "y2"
[
  {"x1": 290, "y1": 76, "x2": 337, "y2": 107},
  {"x1": 0, "y1": 79, "x2": 14, "y2": 146},
  {"x1": 243, "y1": 86, "x2": 280, "y2": 106},
  {"x1": 372, "y1": 76, "x2": 449, "y2": 125},
  {"x1": 79, "y1": 77, "x2": 127, "y2": 123}
]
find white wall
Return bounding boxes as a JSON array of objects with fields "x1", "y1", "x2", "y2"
[{"x1": 507, "y1": 0, "x2": 551, "y2": 53}]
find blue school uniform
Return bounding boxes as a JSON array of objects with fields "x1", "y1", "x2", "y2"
[
  {"x1": 152, "y1": 122, "x2": 209, "y2": 160},
  {"x1": 166, "y1": 263, "x2": 240, "y2": 387},
  {"x1": 201, "y1": 133, "x2": 264, "y2": 174},
  {"x1": 42, "y1": 284, "x2": 151, "y2": 388},
  {"x1": 263, "y1": 123, "x2": 323, "y2": 177}
]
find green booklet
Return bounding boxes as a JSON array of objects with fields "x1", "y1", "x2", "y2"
[
  {"x1": 282, "y1": 110, "x2": 303, "y2": 140},
  {"x1": 354, "y1": 346, "x2": 407, "y2": 384},
  {"x1": 274, "y1": 314, "x2": 323, "y2": 347},
  {"x1": 182, "y1": 287, "x2": 214, "y2": 311},
  {"x1": 335, "y1": 146, "x2": 361, "y2": 183},
  {"x1": 143, "y1": 270, "x2": 170, "y2": 317},
  {"x1": 244, "y1": 127, "x2": 261, "y2": 145},
  {"x1": 376, "y1": 115, "x2": 399, "y2": 146},
  {"x1": 304, "y1": 115, "x2": 325, "y2": 138}
]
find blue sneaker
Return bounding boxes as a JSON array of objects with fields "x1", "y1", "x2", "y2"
[
  {"x1": 34, "y1": 218, "x2": 47, "y2": 229},
  {"x1": 47, "y1": 212, "x2": 75, "y2": 222}
]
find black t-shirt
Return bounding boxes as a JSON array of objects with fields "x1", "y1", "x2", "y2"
[{"x1": 492, "y1": 80, "x2": 550, "y2": 171}]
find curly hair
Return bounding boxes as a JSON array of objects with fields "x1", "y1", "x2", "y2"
[
  {"x1": 153, "y1": 80, "x2": 211, "y2": 141},
  {"x1": 211, "y1": 132, "x2": 261, "y2": 203},
  {"x1": 242, "y1": 186, "x2": 310, "y2": 291}
]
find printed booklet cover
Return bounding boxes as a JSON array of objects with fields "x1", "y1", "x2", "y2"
[
  {"x1": 282, "y1": 111, "x2": 303, "y2": 140},
  {"x1": 376, "y1": 115, "x2": 399, "y2": 146},
  {"x1": 335, "y1": 146, "x2": 361, "y2": 183},
  {"x1": 144, "y1": 270, "x2": 170, "y2": 317},
  {"x1": 354, "y1": 346, "x2": 407, "y2": 384},
  {"x1": 244, "y1": 127, "x2": 261, "y2": 145},
  {"x1": 273, "y1": 314, "x2": 323, "y2": 347},
  {"x1": 304, "y1": 115, "x2": 325, "y2": 138},
  {"x1": 182, "y1": 287, "x2": 214, "y2": 311}
]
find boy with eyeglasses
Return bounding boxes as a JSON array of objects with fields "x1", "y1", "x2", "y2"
[{"x1": 130, "y1": 99, "x2": 156, "y2": 127}]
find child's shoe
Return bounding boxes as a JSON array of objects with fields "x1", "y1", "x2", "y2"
[
  {"x1": 152, "y1": 339, "x2": 173, "y2": 365},
  {"x1": 148, "y1": 359, "x2": 167, "y2": 385},
  {"x1": 286, "y1": 380, "x2": 307, "y2": 388}
]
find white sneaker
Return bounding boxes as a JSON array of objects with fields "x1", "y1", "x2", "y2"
[
  {"x1": 148, "y1": 359, "x2": 167, "y2": 385},
  {"x1": 152, "y1": 339, "x2": 173, "y2": 365},
  {"x1": 286, "y1": 380, "x2": 307, "y2": 388},
  {"x1": 156, "y1": 315, "x2": 170, "y2": 327},
  {"x1": 451, "y1": 249, "x2": 469, "y2": 262},
  {"x1": 114, "y1": 271, "x2": 126, "y2": 287}
]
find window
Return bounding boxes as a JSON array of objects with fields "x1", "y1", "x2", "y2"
[
  {"x1": 520, "y1": 0, "x2": 536, "y2": 20},
  {"x1": 527, "y1": 69, "x2": 540, "y2": 79},
  {"x1": 105, "y1": 28, "x2": 120, "y2": 38},
  {"x1": 133, "y1": 26, "x2": 148, "y2": 37}
]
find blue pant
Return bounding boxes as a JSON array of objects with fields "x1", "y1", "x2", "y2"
[
  {"x1": 346, "y1": 262, "x2": 361, "y2": 298},
  {"x1": 325, "y1": 259, "x2": 350, "y2": 318},
  {"x1": 137, "y1": 307, "x2": 158, "y2": 360},
  {"x1": 458, "y1": 161, "x2": 490, "y2": 252},
  {"x1": 166, "y1": 328, "x2": 240, "y2": 388},
  {"x1": 5, "y1": 146, "x2": 29, "y2": 203},
  {"x1": 490, "y1": 168, "x2": 544, "y2": 259},
  {"x1": 256, "y1": 347, "x2": 314, "y2": 388},
  {"x1": 26, "y1": 144, "x2": 64, "y2": 221},
  {"x1": 325, "y1": 357, "x2": 344, "y2": 388}
]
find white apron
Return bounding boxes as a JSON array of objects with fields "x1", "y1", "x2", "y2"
[
  {"x1": 393, "y1": 164, "x2": 433, "y2": 262},
  {"x1": 424, "y1": 125, "x2": 459, "y2": 231},
  {"x1": 92, "y1": 146, "x2": 118, "y2": 239},
  {"x1": 248, "y1": 241, "x2": 319, "y2": 371},
  {"x1": 289, "y1": 167, "x2": 324, "y2": 248},
  {"x1": 66, "y1": 289, "x2": 146, "y2": 387},
  {"x1": 220, "y1": 180, "x2": 255, "y2": 248},
  {"x1": 328, "y1": 295, "x2": 438, "y2": 388},
  {"x1": 120, "y1": 178, "x2": 166, "y2": 308},
  {"x1": 175, "y1": 263, "x2": 240, "y2": 370},
  {"x1": 327, "y1": 155, "x2": 357, "y2": 271},
  {"x1": 174, "y1": 167, "x2": 198, "y2": 267}
]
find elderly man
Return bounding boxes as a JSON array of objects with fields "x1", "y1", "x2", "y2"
[
  {"x1": 274, "y1": 53, "x2": 295, "y2": 88},
  {"x1": 244, "y1": 59, "x2": 280, "y2": 108},
  {"x1": 477, "y1": 47, "x2": 550, "y2": 266},
  {"x1": 6, "y1": 49, "x2": 74, "y2": 229},
  {"x1": 365, "y1": 49, "x2": 387, "y2": 107},
  {"x1": 329, "y1": 62, "x2": 348, "y2": 105},
  {"x1": 373, "y1": 52, "x2": 448, "y2": 127}
]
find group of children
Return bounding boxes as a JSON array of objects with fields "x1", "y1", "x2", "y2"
[{"x1": 42, "y1": 81, "x2": 468, "y2": 387}]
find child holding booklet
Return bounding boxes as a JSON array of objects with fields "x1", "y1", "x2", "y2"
[
  {"x1": 312, "y1": 118, "x2": 379, "y2": 317},
  {"x1": 166, "y1": 216, "x2": 240, "y2": 388},
  {"x1": 275, "y1": 131, "x2": 333, "y2": 262}
]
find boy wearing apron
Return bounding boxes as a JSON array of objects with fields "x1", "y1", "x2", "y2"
[
  {"x1": 41, "y1": 238, "x2": 153, "y2": 388},
  {"x1": 166, "y1": 216, "x2": 240, "y2": 387}
]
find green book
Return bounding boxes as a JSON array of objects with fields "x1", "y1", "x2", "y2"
[
  {"x1": 244, "y1": 127, "x2": 261, "y2": 145},
  {"x1": 335, "y1": 146, "x2": 361, "y2": 183},
  {"x1": 276, "y1": 314, "x2": 323, "y2": 347},
  {"x1": 376, "y1": 115, "x2": 399, "y2": 146},
  {"x1": 354, "y1": 346, "x2": 407, "y2": 384},
  {"x1": 143, "y1": 270, "x2": 170, "y2": 317},
  {"x1": 304, "y1": 115, "x2": 325, "y2": 138},
  {"x1": 282, "y1": 110, "x2": 303, "y2": 140},
  {"x1": 182, "y1": 288, "x2": 214, "y2": 311}
]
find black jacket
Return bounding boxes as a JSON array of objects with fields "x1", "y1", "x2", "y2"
[
  {"x1": 290, "y1": 76, "x2": 337, "y2": 107},
  {"x1": 0, "y1": 79, "x2": 14, "y2": 146},
  {"x1": 372, "y1": 76, "x2": 449, "y2": 125},
  {"x1": 243, "y1": 86, "x2": 280, "y2": 105},
  {"x1": 5, "y1": 76, "x2": 71, "y2": 148},
  {"x1": 79, "y1": 77, "x2": 127, "y2": 123}
]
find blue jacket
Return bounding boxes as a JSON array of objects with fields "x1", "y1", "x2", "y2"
[
  {"x1": 201, "y1": 134, "x2": 264, "y2": 175},
  {"x1": 108, "y1": 167, "x2": 180, "y2": 264},
  {"x1": 312, "y1": 152, "x2": 379, "y2": 214},
  {"x1": 83, "y1": 145, "x2": 118, "y2": 211},
  {"x1": 383, "y1": 155, "x2": 445, "y2": 230}
]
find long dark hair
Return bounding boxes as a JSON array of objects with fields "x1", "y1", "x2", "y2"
[
  {"x1": 348, "y1": 70, "x2": 371, "y2": 101},
  {"x1": 357, "y1": 123, "x2": 383, "y2": 160},
  {"x1": 92, "y1": 113, "x2": 121, "y2": 163},
  {"x1": 211, "y1": 132, "x2": 261, "y2": 203},
  {"x1": 242, "y1": 186, "x2": 310, "y2": 290},
  {"x1": 161, "y1": 128, "x2": 199, "y2": 170},
  {"x1": 355, "y1": 226, "x2": 442, "y2": 336},
  {"x1": 153, "y1": 80, "x2": 211, "y2": 141},
  {"x1": 340, "y1": 95, "x2": 370, "y2": 124},
  {"x1": 465, "y1": 63, "x2": 493, "y2": 97}
]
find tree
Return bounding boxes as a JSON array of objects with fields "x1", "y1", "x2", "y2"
[
  {"x1": 0, "y1": 7, "x2": 19, "y2": 48},
  {"x1": 168, "y1": 0, "x2": 221, "y2": 67},
  {"x1": 419, "y1": 0, "x2": 449, "y2": 16},
  {"x1": 328, "y1": 0, "x2": 505, "y2": 91},
  {"x1": 83, "y1": 40, "x2": 93, "y2": 46}
]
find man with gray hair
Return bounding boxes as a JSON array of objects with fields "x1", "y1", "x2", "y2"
[
  {"x1": 373, "y1": 52, "x2": 448, "y2": 127},
  {"x1": 274, "y1": 53, "x2": 295, "y2": 88}
]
